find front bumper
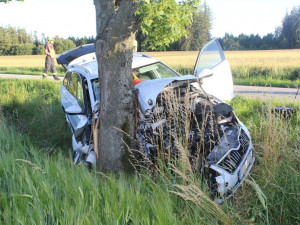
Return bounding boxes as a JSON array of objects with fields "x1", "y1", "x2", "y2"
[{"x1": 211, "y1": 147, "x2": 255, "y2": 201}]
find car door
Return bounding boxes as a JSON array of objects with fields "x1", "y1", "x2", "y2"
[
  {"x1": 60, "y1": 71, "x2": 88, "y2": 137},
  {"x1": 194, "y1": 39, "x2": 234, "y2": 101}
]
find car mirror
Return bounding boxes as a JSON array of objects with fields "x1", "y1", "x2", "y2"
[
  {"x1": 65, "y1": 105, "x2": 83, "y2": 114},
  {"x1": 195, "y1": 69, "x2": 214, "y2": 78}
]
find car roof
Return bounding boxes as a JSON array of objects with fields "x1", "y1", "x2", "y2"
[{"x1": 67, "y1": 52, "x2": 159, "y2": 81}]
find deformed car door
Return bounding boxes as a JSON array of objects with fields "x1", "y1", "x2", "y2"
[
  {"x1": 194, "y1": 39, "x2": 234, "y2": 101},
  {"x1": 60, "y1": 72, "x2": 88, "y2": 137}
]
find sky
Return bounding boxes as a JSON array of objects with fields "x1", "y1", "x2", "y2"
[{"x1": 0, "y1": 0, "x2": 299, "y2": 40}]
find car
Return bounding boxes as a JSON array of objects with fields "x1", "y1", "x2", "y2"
[{"x1": 57, "y1": 39, "x2": 255, "y2": 200}]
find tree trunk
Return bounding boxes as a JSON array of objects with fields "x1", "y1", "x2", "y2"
[{"x1": 94, "y1": 0, "x2": 140, "y2": 172}]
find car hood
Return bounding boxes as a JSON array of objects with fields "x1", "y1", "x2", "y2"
[{"x1": 135, "y1": 75, "x2": 202, "y2": 113}]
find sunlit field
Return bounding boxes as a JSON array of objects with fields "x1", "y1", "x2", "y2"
[
  {"x1": 147, "y1": 49, "x2": 300, "y2": 87},
  {"x1": 0, "y1": 55, "x2": 48, "y2": 67},
  {"x1": 0, "y1": 49, "x2": 299, "y2": 69},
  {"x1": 146, "y1": 49, "x2": 300, "y2": 68},
  {"x1": 0, "y1": 49, "x2": 299, "y2": 87}
]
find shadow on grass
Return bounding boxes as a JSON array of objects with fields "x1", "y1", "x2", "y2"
[{"x1": 0, "y1": 79, "x2": 71, "y2": 156}]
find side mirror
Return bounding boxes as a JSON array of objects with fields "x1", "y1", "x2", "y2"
[
  {"x1": 195, "y1": 69, "x2": 214, "y2": 78},
  {"x1": 64, "y1": 105, "x2": 83, "y2": 114}
]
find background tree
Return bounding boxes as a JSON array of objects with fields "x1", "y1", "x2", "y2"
[
  {"x1": 281, "y1": 6, "x2": 300, "y2": 48},
  {"x1": 182, "y1": 2, "x2": 212, "y2": 51},
  {"x1": 94, "y1": 0, "x2": 199, "y2": 172},
  {"x1": 0, "y1": 0, "x2": 23, "y2": 2},
  {"x1": 53, "y1": 36, "x2": 76, "y2": 54}
]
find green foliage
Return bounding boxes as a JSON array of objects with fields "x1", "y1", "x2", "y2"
[
  {"x1": 0, "y1": 26, "x2": 84, "y2": 56},
  {"x1": 7, "y1": 43, "x2": 34, "y2": 55},
  {"x1": 281, "y1": 6, "x2": 300, "y2": 48},
  {"x1": 53, "y1": 36, "x2": 76, "y2": 54},
  {"x1": 136, "y1": 0, "x2": 200, "y2": 50},
  {"x1": 32, "y1": 45, "x2": 45, "y2": 55},
  {"x1": 0, "y1": 0, "x2": 23, "y2": 3},
  {"x1": 176, "y1": 2, "x2": 212, "y2": 51}
]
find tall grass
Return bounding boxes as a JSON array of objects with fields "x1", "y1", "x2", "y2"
[
  {"x1": 230, "y1": 97, "x2": 300, "y2": 224},
  {"x1": 0, "y1": 79, "x2": 299, "y2": 224},
  {"x1": 0, "y1": 109, "x2": 233, "y2": 224},
  {"x1": 0, "y1": 79, "x2": 232, "y2": 224},
  {"x1": 0, "y1": 78, "x2": 70, "y2": 150}
]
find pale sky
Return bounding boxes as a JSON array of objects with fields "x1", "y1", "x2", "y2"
[{"x1": 0, "y1": 0, "x2": 299, "y2": 40}]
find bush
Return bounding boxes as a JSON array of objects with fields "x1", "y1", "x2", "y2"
[
  {"x1": 7, "y1": 43, "x2": 35, "y2": 55},
  {"x1": 32, "y1": 45, "x2": 45, "y2": 55}
]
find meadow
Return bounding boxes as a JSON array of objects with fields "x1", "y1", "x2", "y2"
[
  {"x1": 0, "y1": 78, "x2": 299, "y2": 224},
  {"x1": 0, "y1": 49, "x2": 299, "y2": 87},
  {"x1": 147, "y1": 49, "x2": 300, "y2": 88}
]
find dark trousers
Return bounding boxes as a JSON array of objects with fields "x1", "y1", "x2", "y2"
[{"x1": 43, "y1": 56, "x2": 57, "y2": 74}]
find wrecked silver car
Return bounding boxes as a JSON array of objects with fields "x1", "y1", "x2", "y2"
[{"x1": 57, "y1": 40, "x2": 255, "y2": 199}]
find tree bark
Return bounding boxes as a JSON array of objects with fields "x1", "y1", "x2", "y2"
[{"x1": 94, "y1": 0, "x2": 140, "y2": 172}]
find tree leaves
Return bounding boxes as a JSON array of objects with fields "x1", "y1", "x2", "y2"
[
  {"x1": 135, "y1": 0, "x2": 200, "y2": 50},
  {"x1": 0, "y1": 0, "x2": 24, "y2": 3}
]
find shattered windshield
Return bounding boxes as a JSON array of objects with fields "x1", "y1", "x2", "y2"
[{"x1": 133, "y1": 62, "x2": 180, "y2": 81}]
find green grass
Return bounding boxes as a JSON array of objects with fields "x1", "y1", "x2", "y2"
[
  {"x1": 0, "y1": 108, "x2": 229, "y2": 224},
  {"x1": 0, "y1": 79, "x2": 299, "y2": 224},
  {"x1": 0, "y1": 66, "x2": 65, "y2": 76},
  {"x1": 230, "y1": 96, "x2": 300, "y2": 224}
]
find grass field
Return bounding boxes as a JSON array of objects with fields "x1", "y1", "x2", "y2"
[
  {"x1": 0, "y1": 79, "x2": 299, "y2": 224},
  {"x1": 146, "y1": 49, "x2": 300, "y2": 68},
  {"x1": 0, "y1": 49, "x2": 299, "y2": 86}
]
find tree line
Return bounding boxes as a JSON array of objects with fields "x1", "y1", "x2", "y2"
[
  {"x1": 219, "y1": 6, "x2": 300, "y2": 50},
  {"x1": 0, "y1": 2, "x2": 212, "y2": 55},
  {"x1": 0, "y1": 26, "x2": 95, "y2": 56},
  {"x1": 0, "y1": 4, "x2": 298, "y2": 55}
]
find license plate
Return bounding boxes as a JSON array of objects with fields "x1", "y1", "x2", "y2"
[{"x1": 238, "y1": 150, "x2": 253, "y2": 180}]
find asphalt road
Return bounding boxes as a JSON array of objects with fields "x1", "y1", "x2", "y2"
[
  {"x1": 234, "y1": 85, "x2": 299, "y2": 101},
  {"x1": 0, "y1": 74, "x2": 299, "y2": 101}
]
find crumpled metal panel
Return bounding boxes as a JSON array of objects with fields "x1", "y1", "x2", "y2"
[{"x1": 135, "y1": 75, "x2": 202, "y2": 114}]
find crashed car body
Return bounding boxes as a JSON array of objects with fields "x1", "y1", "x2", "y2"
[{"x1": 57, "y1": 40, "x2": 255, "y2": 199}]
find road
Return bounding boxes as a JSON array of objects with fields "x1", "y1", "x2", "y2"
[
  {"x1": 234, "y1": 85, "x2": 299, "y2": 101},
  {"x1": 0, "y1": 73, "x2": 299, "y2": 101}
]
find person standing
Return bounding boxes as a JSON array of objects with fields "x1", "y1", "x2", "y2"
[{"x1": 43, "y1": 37, "x2": 59, "y2": 80}]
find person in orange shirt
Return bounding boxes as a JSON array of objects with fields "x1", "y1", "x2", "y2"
[{"x1": 43, "y1": 37, "x2": 59, "y2": 80}]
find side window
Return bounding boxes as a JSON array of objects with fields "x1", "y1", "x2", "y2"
[
  {"x1": 76, "y1": 76, "x2": 84, "y2": 109},
  {"x1": 67, "y1": 73, "x2": 85, "y2": 110},
  {"x1": 69, "y1": 73, "x2": 78, "y2": 97},
  {"x1": 194, "y1": 40, "x2": 224, "y2": 75},
  {"x1": 63, "y1": 72, "x2": 72, "y2": 88}
]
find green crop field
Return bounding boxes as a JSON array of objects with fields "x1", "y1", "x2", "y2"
[
  {"x1": 0, "y1": 78, "x2": 299, "y2": 224},
  {"x1": 0, "y1": 49, "x2": 299, "y2": 86}
]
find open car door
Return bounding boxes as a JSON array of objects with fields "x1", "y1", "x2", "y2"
[{"x1": 194, "y1": 39, "x2": 234, "y2": 101}]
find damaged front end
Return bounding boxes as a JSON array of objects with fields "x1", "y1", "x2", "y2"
[{"x1": 135, "y1": 76, "x2": 255, "y2": 200}]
